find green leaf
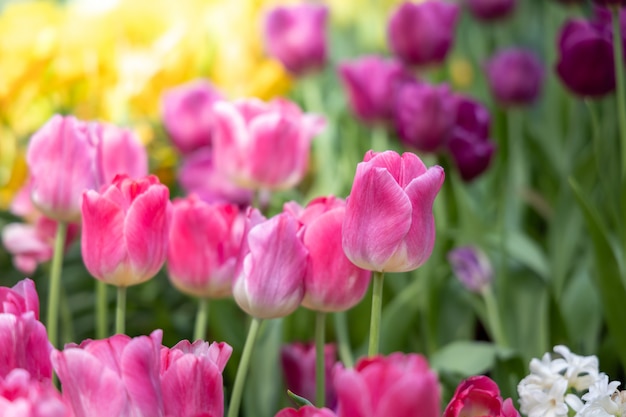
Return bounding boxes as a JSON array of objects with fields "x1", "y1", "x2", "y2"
[
  {"x1": 287, "y1": 390, "x2": 313, "y2": 408},
  {"x1": 431, "y1": 341, "x2": 497, "y2": 376}
]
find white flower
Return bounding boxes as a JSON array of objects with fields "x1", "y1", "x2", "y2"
[
  {"x1": 519, "y1": 374, "x2": 569, "y2": 417},
  {"x1": 554, "y1": 345, "x2": 600, "y2": 391},
  {"x1": 576, "y1": 374, "x2": 622, "y2": 417}
]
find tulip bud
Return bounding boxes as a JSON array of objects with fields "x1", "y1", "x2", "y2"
[
  {"x1": 0, "y1": 278, "x2": 39, "y2": 319},
  {"x1": 486, "y1": 48, "x2": 544, "y2": 107},
  {"x1": 342, "y1": 151, "x2": 444, "y2": 273},
  {"x1": 263, "y1": 3, "x2": 328, "y2": 76},
  {"x1": 466, "y1": 0, "x2": 516, "y2": 21},
  {"x1": 275, "y1": 406, "x2": 338, "y2": 417},
  {"x1": 447, "y1": 246, "x2": 493, "y2": 293},
  {"x1": 94, "y1": 123, "x2": 148, "y2": 185},
  {"x1": 444, "y1": 375, "x2": 520, "y2": 417},
  {"x1": 161, "y1": 79, "x2": 223, "y2": 155},
  {"x1": 81, "y1": 175, "x2": 171, "y2": 287},
  {"x1": 387, "y1": 0, "x2": 460, "y2": 67},
  {"x1": 233, "y1": 209, "x2": 308, "y2": 319}
]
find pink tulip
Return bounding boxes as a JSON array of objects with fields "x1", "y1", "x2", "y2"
[
  {"x1": 51, "y1": 330, "x2": 164, "y2": 417},
  {"x1": 264, "y1": 3, "x2": 328, "y2": 75},
  {"x1": 81, "y1": 175, "x2": 171, "y2": 287},
  {"x1": 233, "y1": 209, "x2": 308, "y2": 319},
  {"x1": 443, "y1": 375, "x2": 520, "y2": 417},
  {"x1": 177, "y1": 148, "x2": 253, "y2": 206},
  {"x1": 26, "y1": 115, "x2": 99, "y2": 222},
  {"x1": 0, "y1": 369, "x2": 71, "y2": 417},
  {"x1": 212, "y1": 98, "x2": 324, "y2": 191},
  {"x1": 0, "y1": 312, "x2": 53, "y2": 383},
  {"x1": 342, "y1": 151, "x2": 444, "y2": 272},
  {"x1": 276, "y1": 406, "x2": 338, "y2": 417},
  {"x1": 167, "y1": 195, "x2": 243, "y2": 298},
  {"x1": 0, "y1": 279, "x2": 39, "y2": 319},
  {"x1": 285, "y1": 197, "x2": 371, "y2": 312},
  {"x1": 93, "y1": 123, "x2": 149, "y2": 185},
  {"x1": 334, "y1": 353, "x2": 441, "y2": 417},
  {"x1": 161, "y1": 79, "x2": 223, "y2": 155},
  {"x1": 281, "y1": 342, "x2": 337, "y2": 408},
  {"x1": 160, "y1": 340, "x2": 233, "y2": 417}
]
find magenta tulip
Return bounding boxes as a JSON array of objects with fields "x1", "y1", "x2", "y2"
[
  {"x1": 388, "y1": 0, "x2": 460, "y2": 67},
  {"x1": 212, "y1": 98, "x2": 324, "y2": 191},
  {"x1": 233, "y1": 209, "x2": 308, "y2": 319},
  {"x1": 0, "y1": 369, "x2": 71, "y2": 417},
  {"x1": 0, "y1": 312, "x2": 52, "y2": 383},
  {"x1": 466, "y1": 0, "x2": 516, "y2": 21},
  {"x1": 0, "y1": 279, "x2": 39, "y2": 319},
  {"x1": 281, "y1": 342, "x2": 337, "y2": 408},
  {"x1": 51, "y1": 330, "x2": 164, "y2": 417},
  {"x1": 94, "y1": 123, "x2": 148, "y2": 185},
  {"x1": 26, "y1": 115, "x2": 99, "y2": 222},
  {"x1": 161, "y1": 79, "x2": 223, "y2": 155},
  {"x1": 160, "y1": 340, "x2": 232, "y2": 417},
  {"x1": 276, "y1": 406, "x2": 338, "y2": 417},
  {"x1": 444, "y1": 375, "x2": 520, "y2": 417},
  {"x1": 285, "y1": 197, "x2": 371, "y2": 312},
  {"x1": 486, "y1": 48, "x2": 544, "y2": 106},
  {"x1": 334, "y1": 353, "x2": 441, "y2": 417},
  {"x1": 167, "y1": 195, "x2": 243, "y2": 298},
  {"x1": 264, "y1": 3, "x2": 328, "y2": 75},
  {"x1": 81, "y1": 175, "x2": 171, "y2": 287},
  {"x1": 342, "y1": 151, "x2": 444, "y2": 273},
  {"x1": 338, "y1": 55, "x2": 416, "y2": 125},
  {"x1": 394, "y1": 82, "x2": 457, "y2": 152}
]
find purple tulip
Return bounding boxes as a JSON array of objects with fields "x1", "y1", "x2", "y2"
[
  {"x1": 486, "y1": 48, "x2": 544, "y2": 107},
  {"x1": 387, "y1": 0, "x2": 460, "y2": 67},
  {"x1": 447, "y1": 246, "x2": 494, "y2": 293},
  {"x1": 394, "y1": 82, "x2": 457, "y2": 152},
  {"x1": 466, "y1": 0, "x2": 516, "y2": 21},
  {"x1": 338, "y1": 55, "x2": 416, "y2": 125},
  {"x1": 264, "y1": 3, "x2": 328, "y2": 75},
  {"x1": 592, "y1": 0, "x2": 626, "y2": 6}
]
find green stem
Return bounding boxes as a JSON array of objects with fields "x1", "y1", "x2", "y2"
[
  {"x1": 227, "y1": 317, "x2": 263, "y2": 417},
  {"x1": 315, "y1": 312, "x2": 326, "y2": 408},
  {"x1": 368, "y1": 271, "x2": 385, "y2": 356},
  {"x1": 193, "y1": 298, "x2": 209, "y2": 341},
  {"x1": 115, "y1": 286, "x2": 126, "y2": 335},
  {"x1": 481, "y1": 286, "x2": 508, "y2": 348},
  {"x1": 333, "y1": 311, "x2": 354, "y2": 368},
  {"x1": 611, "y1": 8, "x2": 626, "y2": 181},
  {"x1": 96, "y1": 280, "x2": 108, "y2": 339},
  {"x1": 46, "y1": 221, "x2": 67, "y2": 348}
]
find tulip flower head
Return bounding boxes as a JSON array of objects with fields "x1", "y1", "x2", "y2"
[
  {"x1": 93, "y1": 122, "x2": 149, "y2": 185},
  {"x1": 342, "y1": 151, "x2": 444, "y2": 273},
  {"x1": 466, "y1": 0, "x2": 517, "y2": 21},
  {"x1": 0, "y1": 278, "x2": 39, "y2": 319},
  {"x1": 81, "y1": 175, "x2": 171, "y2": 287},
  {"x1": 448, "y1": 246, "x2": 494, "y2": 293},
  {"x1": 263, "y1": 3, "x2": 328, "y2": 76},
  {"x1": 486, "y1": 48, "x2": 544, "y2": 107},
  {"x1": 444, "y1": 375, "x2": 520, "y2": 417},
  {"x1": 0, "y1": 369, "x2": 71, "y2": 417},
  {"x1": 275, "y1": 406, "x2": 338, "y2": 417}
]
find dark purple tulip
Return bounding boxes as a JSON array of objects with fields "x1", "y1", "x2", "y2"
[
  {"x1": 592, "y1": 0, "x2": 626, "y2": 7},
  {"x1": 388, "y1": 0, "x2": 460, "y2": 67},
  {"x1": 556, "y1": 18, "x2": 615, "y2": 97},
  {"x1": 486, "y1": 48, "x2": 544, "y2": 107},
  {"x1": 161, "y1": 79, "x2": 222, "y2": 155},
  {"x1": 447, "y1": 96, "x2": 496, "y2": 182},
  {"x1": 263, "y1": 3, "x2": 328, "y2": 76},
  {"x1": 394, "y1": 82, "x2": 457, "y2": 152},
  {"x1": 338, "y1": 55, "x2": 417, "y2": 125},
  {"x1": 466, "y1": 0, "x2": 516, "y2": 21},
  {"x1": 448, "y1": 246, "x2": 493, "y2": 293}
]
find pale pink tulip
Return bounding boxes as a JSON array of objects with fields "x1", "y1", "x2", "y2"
[
  {"x1": 342, "y1": 151, "x2": 444, "y2": 272},
  {"x1": 0, "y1": 279, "x2": 39, "y2": 319},
  {"x1": 334, "y1": 353, "x2": 440, "y2": 417},
  {"x1": 275, "y1": 406, "x2": 338, "y2": 417},
  {"x1": 0, "y1": 312, "x2": 53, "y2": 383},
  {"x1": 0, "y1": 369, "x2": 71, "y2": 417},
  {"x1": 81, "y1": 175, "x2": 171, "y2": 287},
  {"x1": 167, "y1": 195, "x2": 243, "y2": 298},
  {"x1": 212, "y1": 98, "x2": 324, "y2": 191},
  {"x1": 286, "y1": 197, "x2": 371, "y2": 312},
  {"x1": 93, "y1": 123, "x2": 148, "y2": 185},
  {"x1": 51, "y1": 330, "x2": 164, "y2": 417},
  {"x1": 233, "y1": 209, "x2": 308, "y2": 319},
  {"x1": 160, "y1": 340, "x2": 232, "y2": 417},
  {"x1": 26, "y1": 115, "x2": 99, "y2": 222}
]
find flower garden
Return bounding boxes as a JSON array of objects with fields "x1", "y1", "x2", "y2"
[{"x1": 0, "y1": 0, "x2": 625, "y2": 416}]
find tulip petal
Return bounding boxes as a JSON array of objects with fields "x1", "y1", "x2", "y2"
[
  {"x1": 334, "y1": 368, "x2": 370, "y2": 417},
  {"x1": 343, "y1": 164, "x2": 412, "y2": 271},
  {"x1": 376, "y1": 372, "x2": 440, "y2": 417}
]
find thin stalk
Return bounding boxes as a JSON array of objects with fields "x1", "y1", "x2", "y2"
[
  {"x1": 481, "y1": 285, "x2": 508, "y2": 348},
  {"x1": 333, "y1": 311, "x2": 354, "y2": 368},
  {"x1": 193, "y1": 298, "x2": 209, "y2": 341},
  {"x1": 115, "y1": 286, "x2": 126, "y2": 335},
  {"x1": 315, "y1": 311, "x2": 326, "y2": 408},
  {"x1": 227, "y1": 317, "x2": 263, "y2": 417},
  {"x1": 46, "y1": 221, "x2": 67, "y2": 348},
  {"x1": 96, "y1": 280, "x2": 108, "y2": 339},
  {"x1": 611, "y1": 8, "x2": 626, "y2": 181},
  {"x1": 368, "y1": 271, "x2": 385, "y2": 356}
]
